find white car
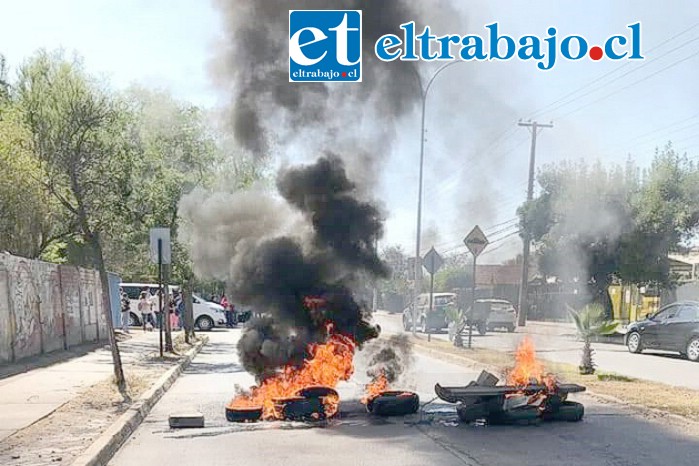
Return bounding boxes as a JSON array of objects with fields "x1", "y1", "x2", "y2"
[{"x1": 120, "y1": 283, "x2": 226, "y2": 331}]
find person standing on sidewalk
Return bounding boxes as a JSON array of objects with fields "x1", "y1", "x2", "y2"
[
  {"x1": 120, "y1": 288, "x2": 131, "y2": 334},
  {"x1": 174, "y1": 291, "x2": 185, "y2": 330},
  {"x1": 220, "y1": 293, "x2": 233, "y2": 328},
  {"x1": 138, "y1": 292, "x2": 155, "y2": 331}
]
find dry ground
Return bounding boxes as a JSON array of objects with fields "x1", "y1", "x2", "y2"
[{"x1": 0, "y1": 334, "x2": 206, "y2": 466}]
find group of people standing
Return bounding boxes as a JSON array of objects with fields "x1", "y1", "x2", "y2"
[{"x1": 119, "y1": 287, "x2": 185, "y2": 333}]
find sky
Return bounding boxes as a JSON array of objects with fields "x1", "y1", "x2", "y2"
[{"x1": 1, "y1": 0, "x2": 698, "y2": 264}]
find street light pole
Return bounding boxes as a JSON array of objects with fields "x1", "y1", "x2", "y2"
[{"x1": 412, "y1": 61, "x2": 463, "y2": 336}]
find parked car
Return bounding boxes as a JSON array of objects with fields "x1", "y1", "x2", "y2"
[
  {"x1": 120, "y1": 283, "x2": 226, "y2": 331},
  {"x1": 484, "y1": 299, "x2": 518, "y2": 333},
  {"x1": 459, "y1": 298, "x2": 517, "y2": 335},
  {"x1": 625, "y1": 301, "x2": 699, "y2": 362},
  {"x1": 402, "y1": 293, "x2": 455, "y2": 333}
]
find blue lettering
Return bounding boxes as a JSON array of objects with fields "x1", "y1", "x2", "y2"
[
  {"x1": 400, "y1": 22, "x2": 418, "y2": 60},
  {"x1": 417, "y1": 26, "x2": 438, "y2": 60},
  {"x1": 486, "y1": 23, "x2": 515, "y2": 60},
  {"x1": 538, "y1": 27, "x2": 557, "y2": 70},
  {"x1": 518, "y1": 36, "x2": 544, "y2": 60},
  {"x1": 628, "y1": 22, "x2": 643, "y2": 59},
  {"x1": 561, "y1": 35, "x2": 588, "y2": 60},
  {"x1": 375, "y1": 34, "x2": 403, "y2": 61},
  {"x1": 436, "y1": 34, "x2": 461, "y2": 59},
  {"x1": 460, "y1": 35, "x2": 486, "y2": 60},
  {"x1": 605, "y1": 35, "x2": 627, "y2": 59}
]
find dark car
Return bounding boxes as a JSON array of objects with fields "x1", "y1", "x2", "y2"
[
  {"x1": 402, "y1": 293, "x2": 455, "y2": 333},
  {"x1": 625, "y1": 301, "x2": 699, "y2": 362}
]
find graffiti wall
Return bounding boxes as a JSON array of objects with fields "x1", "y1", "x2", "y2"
[{"x1": 0, "y1": 253, "x2": 120, "y2": 364}]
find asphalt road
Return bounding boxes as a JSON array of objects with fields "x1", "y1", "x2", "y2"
[
  {"x1": 110, "y1": 329, "x2": 699, "y2": 466},
  {"x1": 373, "y1": 311, "x2": 699, "y2": 390}
]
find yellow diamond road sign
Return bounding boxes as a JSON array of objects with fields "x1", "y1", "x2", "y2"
[
  {"x1": 464, "y1": 225, "x2": 489, "y2": 258},
  {"x1": 422, "y1": 247, "x2": 444, "y2": 275}
]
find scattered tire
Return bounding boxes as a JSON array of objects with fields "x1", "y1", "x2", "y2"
[
  {"x1": 366, "y1": 391, "x2": 419, "y2": 416},
  {"x1": 225, "y1": 406, "x2": 263, "y2": 422},
  {"x1": 275, "y1": 396, "x2": 326, "y2": 421},
  {"x1": 196, "y1": 315, "x2": 214, "y2": 331},
  {"x1": 545, "y1": 401, "x2": 584, "y2": 422},
  {"x1": 489, "y1": 406, "x2": 541, "y2": 425},
  {"x1": 686, "y1": 336, "x2": 699, "y2": 362},
  {"x1": 626, "y1": 331, "x2": 643, "y2": 354},
  {"x1": 295, "y1": 386, "x2": 338, "y2": 399},
  {"x1": 456, "y1": 402, "x2": 490, "y2": 423}
]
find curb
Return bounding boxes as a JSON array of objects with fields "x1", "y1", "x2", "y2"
[
  {"x1": 407, "y1": 337, "x2": 699, "y2": 425},
  {"x1": 71, "y1": 338, "x2": 207, "y2": 466}
]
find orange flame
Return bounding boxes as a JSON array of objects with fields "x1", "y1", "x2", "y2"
[
  {"x1": 506, "y1": 337, "x2": 556, "y2": 390},
  {"x1": 228, "y1": 332, "x2": 355, "y2": 419},
  {"x1": 361, "y1": 371, "x2": 389, "y2": 404}
]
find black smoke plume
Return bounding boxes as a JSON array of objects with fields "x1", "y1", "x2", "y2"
[
  {"x1": 231, "y1": 156, "x2": 386, "y2": 379},
  {"x1": 365, "y1": 334, "x2": 414, "y2": 383},
  {"x1": 193, "y1": 1, "x2": 454, "y2": 380},
  {"x1": 210, "y1": 0, "x2": 436, "y2": 187}
]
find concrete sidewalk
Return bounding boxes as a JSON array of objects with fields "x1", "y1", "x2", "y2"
[{"x1": 0, "y1": 330, "x2": 160, "y2": 442}]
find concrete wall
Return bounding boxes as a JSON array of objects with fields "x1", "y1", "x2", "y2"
[{"x1": 0, "y1": 253, "x2": 120, "y2": 364}]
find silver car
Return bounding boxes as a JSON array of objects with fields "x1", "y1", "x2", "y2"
[{"x1": 483, "y1": 299, "x2": 517, "y2": 333}]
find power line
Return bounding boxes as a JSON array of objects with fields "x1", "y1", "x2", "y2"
[
  {"x1": 527, "y1": 22, "x2": 699, "y2": 120},
  {"x1": 557, "y1": 48, "x2": 699, "y2": 120},
  {"x1": 442, "y1": 228, "x2": 522, "y2": 256}
]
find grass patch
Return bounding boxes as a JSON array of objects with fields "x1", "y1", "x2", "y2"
[
  {"x1": 407, "y1": 334, "x2": 699, "y2": 421},
  {"x1": 597, "y1": 372, "x2": 635, "y2": 382}
]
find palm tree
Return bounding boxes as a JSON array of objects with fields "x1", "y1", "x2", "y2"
[
  {"x1": 567, "y1": 303, "x2": 618, "y2": 375},
  {"x1": 445, "y1": 304, "x2": 464, "y2": 347}
]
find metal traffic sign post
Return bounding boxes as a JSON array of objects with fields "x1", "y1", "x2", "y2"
[
  {"x1": 464, "y1": 226, "x2": 489, "y2": 349},
  {"x1": 150, "y1": 228, "x2": 171, "y2": 358},
  {"x1": 422, "y1": 247, "x2": 444, "y2": 343}
]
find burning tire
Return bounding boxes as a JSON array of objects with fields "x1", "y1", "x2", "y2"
[
  {"x1": 294, "y1": 386, "x2": 340, "y2": 418},
  {"x1": 225, "y1": 406, "x2": 263, "y2": 423},
  {"x1": 274, "y1": 396, "x2": 327, "y2": 421},
  {"x1": 366, "y1": 391, "x2": 419, "y2": 416},
  {"x1": 295, "y1": 386, "x2": 338, "y2": 399}
]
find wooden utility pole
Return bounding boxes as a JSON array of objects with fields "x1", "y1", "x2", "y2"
[{"x1": 517, "y1": 120, "x2": 553, "y2": 327}]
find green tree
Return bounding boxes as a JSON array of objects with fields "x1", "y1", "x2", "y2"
[
  {"x1": 434, "y1": 265, "x2": 472, "y2": 292},
  {"x1": 104, "y1": 87, "x2": 224, "y2": 286},
  {"x1": 520, "y1": 150, "x2": 699, "y2": 317},
  {"x1": 379, "y1": 244, "x2": 410, "y2": 296},
  {"x1": 15, "y1": 50, "x2": 132, "y2": 392},
  {"x1": 0, "y1": 104, "x2": 63, "y2": 257},
  {"x1": 567, "y1": 303, "x2": 618, "y2": 374}
]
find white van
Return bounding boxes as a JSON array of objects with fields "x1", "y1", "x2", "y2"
[{"x1": 120, "y1": 283, "x2": 226, "y2": 331}]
